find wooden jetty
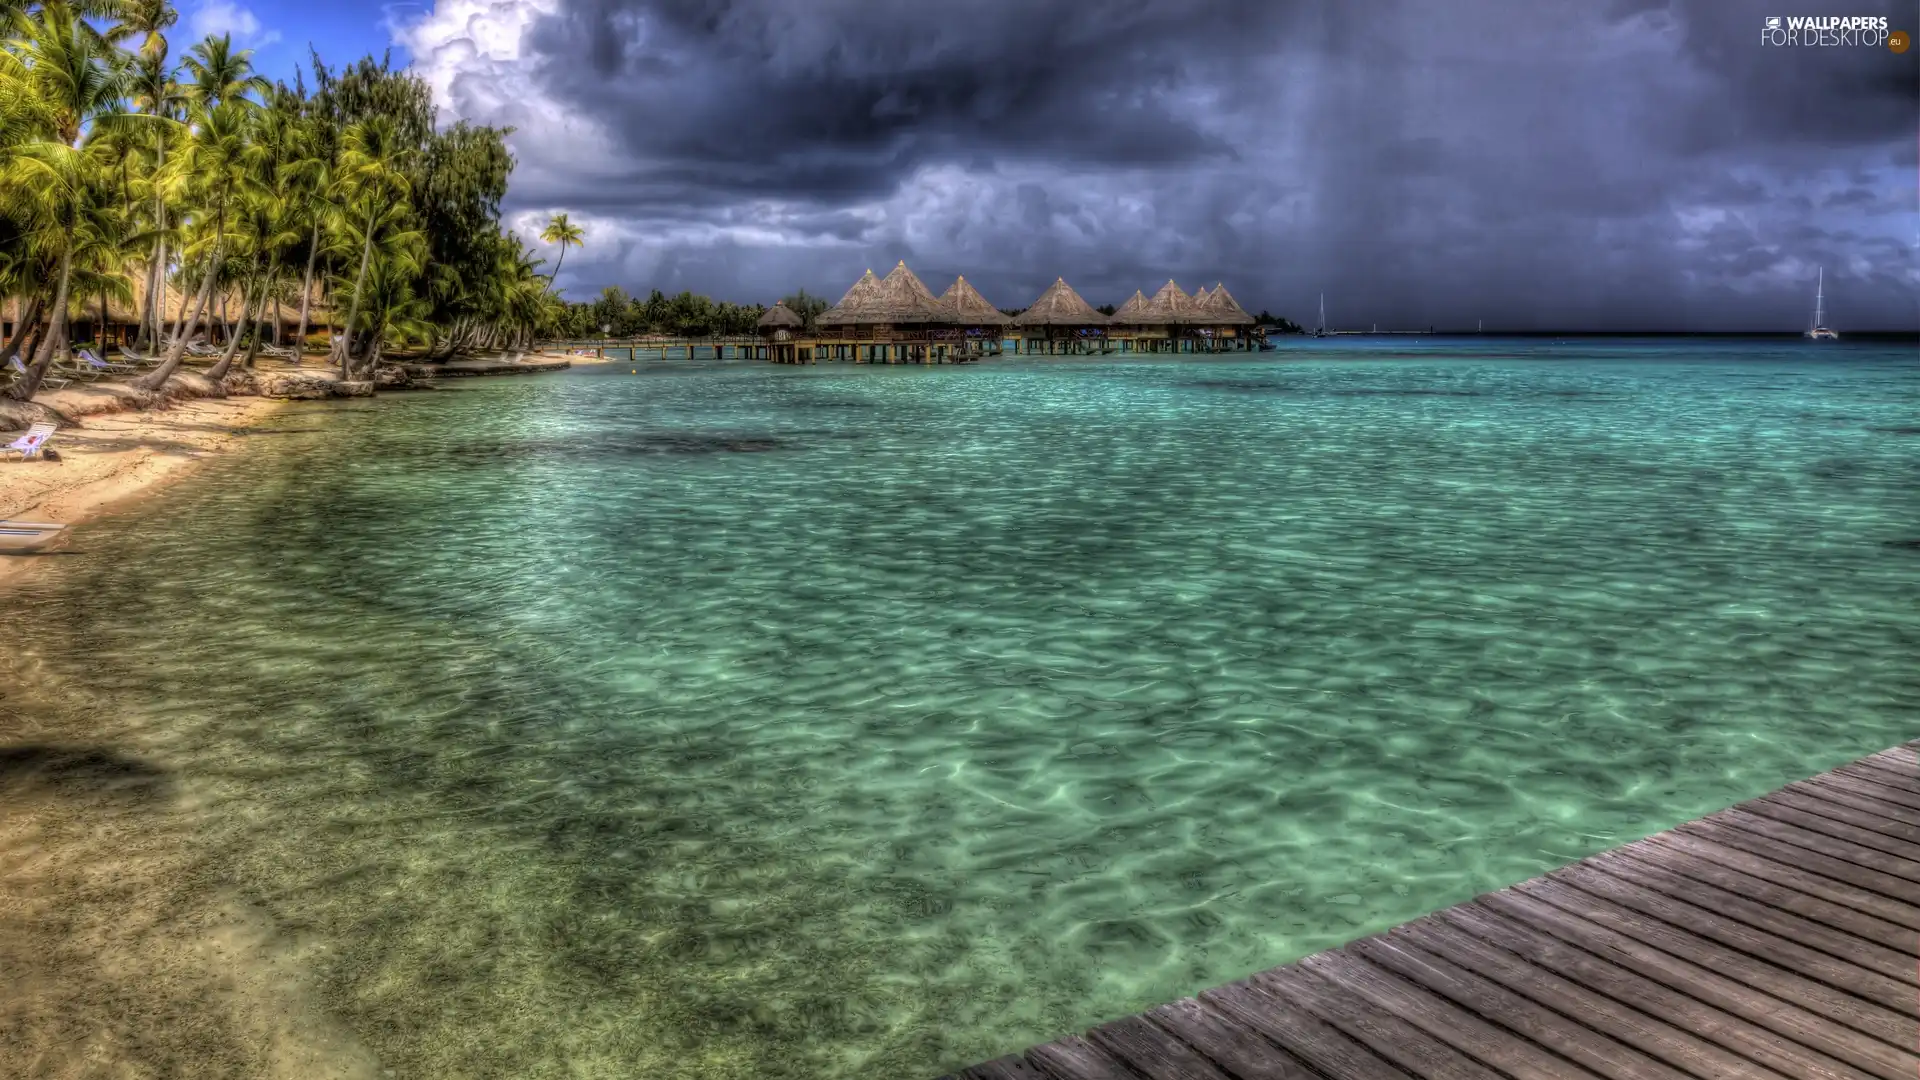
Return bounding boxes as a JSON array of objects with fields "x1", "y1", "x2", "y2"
[{"x1": 943, "y1": 740, "x2": 1920, "y2": 1080}]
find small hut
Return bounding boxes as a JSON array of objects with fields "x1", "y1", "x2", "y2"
[
  {"x1": 757, "y1": 301, "x2": 806, "y2": 364},
  {"x1": 1194, "y1": 283, "x2": 1256, "y2": 351},
  {"x1": 816, "y1": 269, "x2": 884, "y2": 330},
  {"x1": 1010, "y1": 278, "x2": 1110, "y2": 355},
  {"x1": 1119, "y1": 280, "x2": 1197, "y2": 353},
  {"x1": 938, "y1": 275, "x2": 1011, "y2": 358}
]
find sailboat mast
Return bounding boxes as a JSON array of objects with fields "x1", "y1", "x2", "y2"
[{"x1": 1814, "y1": 267, "x2": 1825, "y2": 328}]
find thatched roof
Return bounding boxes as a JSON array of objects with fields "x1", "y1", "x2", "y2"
[
  {"x1": 1192, "y1": 286, "x2": 1212, "y2": 307},
  {"x1": 1011, "y1": 278, "x2": 1108, "y2": 326},
  {"x1": 1141, "y1": 280, "x2": 1196, "y2": 323},
  {"x1": 870, "y1": 261, "x2": 952, "y2": 324},
  {"x1": 938, "y1": 276, "x2": 1012, "y2": 327},
  {"x1": 1197, "y1": 282, "x2": 1255, "y2": 326},
  {"x1": 816, "y1": 269, "x2": 885, "y2": 327},
  {"x1": 757, "y1": 301, "x2": 804, "y2": 329},
  {"x1": 1108, "y1": 289, "x2": 1153, "y2": 325}
]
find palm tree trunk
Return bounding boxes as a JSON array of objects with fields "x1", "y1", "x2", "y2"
[
  {"x1": 294, "y1": 218, "x2": 319, "y2": 354},
  {"x1": 4, "y1": 295, "x2": 43, "y2": 361},
  {"x1": 137, "y1": 184, "x2": 231, "y2": 390},
  {"x1": 338, "y1": 200, "x2": 376, "y2": 381},
  {"x1": 205, "y1": 272, "x2": 262, "y2": 382},
  {"x1": 548, "y1": 245, "x2": 567, "y2": 293},
  {"x1": 135, "y1": 243, "x2": 222, "y2": 390},
  {"x1": 9, "y1": 244, "x2": 75, "y2": 401}
]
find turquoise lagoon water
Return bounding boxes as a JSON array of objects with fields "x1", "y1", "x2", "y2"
[{"x1": 3, "y1": 338, "x2": 1918, "y2": 1078}]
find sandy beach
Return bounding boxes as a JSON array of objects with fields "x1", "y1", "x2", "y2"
[{"x1": 0, "y1": 389, "x2": 289, "y2": 588}]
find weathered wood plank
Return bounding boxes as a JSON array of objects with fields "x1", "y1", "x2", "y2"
[
  {"x1": 1139, "y1": 999, "x2": 1322, "y2": 1080},
  {"x1": 1796, "y1": 774, "x2": 1920, "y2": 826},
  {"x1": 1638, "y1": 829, "x2": 1920, "y2": 933},
  {"x1": 1838, "y1": 759, "x2": 1920, "y2": 795},
  {"x1": 1294, "y1": 948, "x2": 1603, "y2": 1080},
  {"x1": 1377, "y1": 917, "x2": 1781, "y2": 1080},
  {"x1": 1436, "y1": 901, "x2": 1860, "y2": 1080},
  {"x1": 1597, "y1": 844, "x2": 1919, "y2": 979},
  {"x1": 1253, "y1": 964, "x2": 1507, "y2": 1080},
  {"x1": 1085, "y1": 1014, "x2": 1236, "y2": 1080},
  {"x1": 1739, "y1": 792, "x2": 1920, "y2": 858},
  {"x1": 1676, "y1": 818, "x2": 1920, "y2": 902},
  {"x1": 948, "y1": 1055, "x2": 1050, "y2": 1080},
  {"x1": 1024, "y1": 1034, "x2": 1141, "y2": 1080},
  {"x1": 1548, "y1": 857, "x2": 1918, "y2": 1005},
  {"x1": 1198, "y1": 979, "x2": 1403, "y2": 1080},
  {"x1": 1711, "y1": 806, "x2": 1920, "y2": 883},
  {"x1": 1501, "y1": 880, "x2": 1920, "y2": 1078},
  {"x1": 1814, "y1": 768, "x2": 1920, "y2": 813}
]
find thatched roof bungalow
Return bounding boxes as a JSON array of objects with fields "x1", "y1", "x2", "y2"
[
  {"x1": 1010, "y1": 278, "x2": 1110, "y2": 354},
  {"x1": 1141, "y1": 280, "x2": 1197, "y2": 323},
  {"x1": 1196, "y1": 283, "x2": 1255, "y2": 327},
  {"x1": 815, "y1": 269, "x2": 884, "y2": 329},
  {"x1": 870, "y1": 261, "x2": 952, "y2": 325},
  {"x1": 757, "y1": 301, "x2": 804, "y2": 332},
  {"x1": 939, "y1": 276, "x2": 1011, "y2": 329},
  {"x1": 1109, "y1": 290, "x2": 1152, "y2": 325}
]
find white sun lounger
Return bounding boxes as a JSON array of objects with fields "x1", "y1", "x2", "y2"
[
  {"x1": 6, "y1": 355, "x2": 69, "y2": 390},
  {"x1": 77, "y1": 348, "x2": 136, "y2": 374},
  {"x1": 2, "y1": 422, "x2": 57, "y2": 461}
]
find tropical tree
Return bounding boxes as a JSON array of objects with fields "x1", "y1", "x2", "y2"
[
  {"x1": 3, "y1": 0, "x2": 128, "y2": 401},
  {"x1": 538, "y1": 211, "x2": 582, "y2": 294},
  {"x1": 2, "y1": 8, "x2": 546, "y2": 403}
]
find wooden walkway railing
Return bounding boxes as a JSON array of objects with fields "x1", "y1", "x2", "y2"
[{"x1": 942, "y1": 740, "x2": 1920, "y2": 1080}]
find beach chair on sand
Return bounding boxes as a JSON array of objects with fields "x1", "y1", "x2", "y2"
[
  {"x1": 7, "y1": 355, "x2": 69, "y2": 390},
  {"x1": 2, "y1": 422, "x2": 57, "y2": 461},
  {"x1": 78, "y1": 348, "x2": 136, "y2": 375}
]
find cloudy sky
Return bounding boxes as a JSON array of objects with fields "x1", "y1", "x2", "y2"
[{"x1": 241, "y1": 0, "x2": 1917, "y2": 329}]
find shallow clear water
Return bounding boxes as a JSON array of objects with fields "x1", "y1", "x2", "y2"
[{"x1": 4, "y1": 339, "x2": 1918, "y2": 1078}]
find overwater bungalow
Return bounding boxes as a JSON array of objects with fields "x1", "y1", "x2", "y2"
[
  {"x1": 1192, "y1": 282, "x2": 1257, "y2": 350},
  {"x1": 803, "y1": 261, "x2": 973, "y2": 364},
  {"x1": 758, "y1": 267, "x2": 1262, "y2": 364},
  {"x1": 938, "y1": 276, "x2": 1012, "y2": 359},
  {"x1": 755, "y1": 301, "x2": 806, "y2": 364},
  {"x1": 1107, "y1": 279, "x2": 1260, "y2": 353},
  {"x1": 1010, "y1": 278, "x2": 1111, "y2": 355}
]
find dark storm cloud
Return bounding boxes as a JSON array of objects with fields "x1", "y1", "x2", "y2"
[
  {"x1": 419, "y1": 0, "x2": 1919, "y2": 329},
  {"x1": 515, "y1": 0, "x2": 1309, "y2": 201}
]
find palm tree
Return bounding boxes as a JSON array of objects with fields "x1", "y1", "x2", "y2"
[
  {"x1": 132, "y1": 96, "x2": 259, "y2": 389},
  {"x1": 329, "y1": 115, "x2": 411, "y2": 378},
  {"x1": 538, "y1": 211, "x2": 582, "y2": 295},
  {"x1": 3, "y1": 1, "x2": 128, "y2": 401}
]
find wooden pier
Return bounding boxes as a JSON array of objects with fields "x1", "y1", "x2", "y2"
[{"x1": 943, "y1": 740, "x2": 1920, "y2": 1080}]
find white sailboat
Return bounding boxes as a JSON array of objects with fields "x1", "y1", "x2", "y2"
[
  {"x1": 1313, "y1": 293, "x2": 1329, "y2": 337},
  {"x1": 1806, "y1": 267, "x2": 1839, "y2": 340}
]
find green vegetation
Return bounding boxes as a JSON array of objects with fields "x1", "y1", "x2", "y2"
[
  {"x1": 1254, "y1": 310, "x2": 1303, "y2": 333},
  {"x1": 0, "y1": 1, "x2": 564, "y2": 402},
  {"x1": 551, "y1": 286, "x2": 769, "y2": 338}
]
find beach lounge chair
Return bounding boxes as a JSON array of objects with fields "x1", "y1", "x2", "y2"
[
  {"x1": 2, "y1": 422, "x2": 56, "y2": 461},
  {"x1": 6, "y1": 355, "x2": 69, "y2": 390},
  {"x1": 77, "y1": 348, "x2": 136, "y2": 374}
]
